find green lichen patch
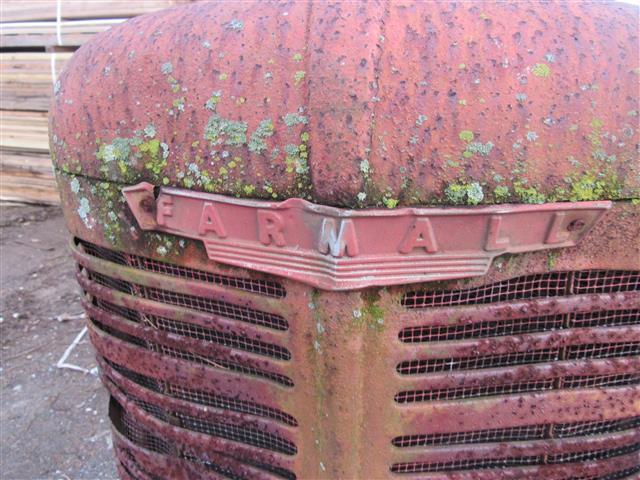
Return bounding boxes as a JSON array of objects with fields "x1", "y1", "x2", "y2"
[
  {"x1": 493, "y1": 185, "x2": 510, "y2": 203},
  {"x1": 445, "y1": 181, "x2": 485, "y2": 205},
  {"x1": 172, "y1": 97, "x2": 186, "y2": 112},
  {"x1": 96, "y1": 138, "x2": 131, "y2": 163},
  {"x1": 459, "y1": 130, "x2": 474, "y2": 142},
  {"x1": 293, "y1": 71, "x2": 306, "y2": 86},
  {"x1": 205, "y1": 90, "x2": 222, "y2": 111},
  {"x1": 160, "y1": 62, "x2": 173, "y2": 75},
  {"x1": 284, "y1": 143, "x2": 308, "y2": 174},
  {"x1": 532, "y1": 63, "x2": 551, "y2": 77},
  {"x1": 566, "y1": 171, "x2": 621, "y2": 202},
  {"x1": 383, "y1": 197, "x2": 399, "y2": 209},
  {"x1": 227, "y1": 19, "x2": 244, "y2": 30},
  {"x1": 515, "y1": 93, "x2": 527, "y2": 104},
  {"x1": 416, "y1": 114, "x2": 428, "y2": 126},
  {"x1": 204, "y1": 114, "x2": 248, "y2": 146},
  {"x1": 465, "y1": 141, "x2": 494, "y2": 157},
  {"x1": 513, "y1": 181, "x2": 546, "y2": 204},
  {"x1": 248, "y1": 119, "x2": 275, "y2": 154},
  {"x1": 354, "y1": 291, "x2": 386, "y2": 332},
  {"x1": 143, "y1": 124, "x2": 156, "y2": 138},
  {"x1": 360, "y1": 159, "x2": 370, "y2": 176},
  {"x1": 283, "y1": 112, "x2": 308, "y2": 127},
  {"x1": 293, "y1": 53, "x2": 303, "y2": 62}
]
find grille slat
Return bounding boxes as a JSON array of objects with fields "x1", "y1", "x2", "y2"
[
  {"x1": 80, "y1": 239, "x2": 286, "y2": 298},
  {"x1": 390, "y1": 443, "x2": 640, "y2": 474},
  {"x1": 91, "y1": 317, "x2": 294, "y2": 388},
  {"x1": 108, "y1": 359, "x2": 298, "y2": 426},
  {"x1": 88, "y1": 271, "x2": 288, "y2": 331},
  {"x1": 133, "y1": 397, "x2": 297, "y2": 456},
  {"x1": 115, "y1": 402, "x2": 294, "y2": 480},
  {"x1": 392, "y1": 416, "x2": 640, "y2": 448},
  {"x1": 399, "y1": 314, "x2": 565, "y2": 343},
  {"x1": 95, "y1": 298, "x2": 291, "y2": 360},
  {"x1": 402, "y1": 270, "x2": 639, "y2": 308},
  {"x1": 399, "y1": 309, "x2": 639, "y2": 343},
  {"x1": 394, "y1": 372, "x2": 639, "y2": 403}
]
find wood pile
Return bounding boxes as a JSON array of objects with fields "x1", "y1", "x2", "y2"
[{"x1": 1, "y1": 0, "x2": 190, "y2": 204}]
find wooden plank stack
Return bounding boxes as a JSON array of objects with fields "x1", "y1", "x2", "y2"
[{"x1": 1, "y1": 0, "x2": 190, "y2": 204}]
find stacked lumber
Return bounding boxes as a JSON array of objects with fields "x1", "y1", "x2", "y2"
[
  {"x1": 0, "y1": 0, "x2": 191, "y2": 204},
  {"x1": 1, "y1": 52, "x2": 71, "y2": 111}
]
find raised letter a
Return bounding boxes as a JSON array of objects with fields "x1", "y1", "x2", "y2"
[
  {"x1": 398, "y1": 218, "x2": 438, "y2": 254},
  {"x1": 198, "y1": 202, "x2": 227, "y2": 238}
]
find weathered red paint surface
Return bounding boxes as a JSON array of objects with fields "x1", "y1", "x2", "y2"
[
  {"x1": 50, "y1": 1, "x2": 640, "y2": 208},
  {"x1": 48, "y1": 1, "x2": 640, "y2": 478}
]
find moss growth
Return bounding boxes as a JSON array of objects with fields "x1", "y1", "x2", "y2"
[
  {"x1": 205, "y1": 90, "x2": 222, "y2": 111},
  {"x1": 566, "y1": 171, "x2": 621, "y2": 201},
  {"x1": 96, "y1": 137, "x2": 131, "y2": 164},
  {"x1": 383, "y1": 197, "x2": 399, "y2": 209},
  {"x1": 532, "y1": 63, "x2": 551, "y2": 77},
  {"x1": 283, "y1": 113, "x2": 308, "y2": 127},
  {"x1": 445, "y1": 181, "x2": 484, "y2": 205},
  {"x1": 459, "y1": 130, "x2": 474, "y2": 142},
  {"x1": 248, "y1": 119, "x2": 274, "y2": 154},
  {"x1": 514, "y1": 181, "x2": 546, "y2": 204},
  {"x1": 204, "y1": 114, "x2": 248, "y2": 146},
  {"x1": 293, "y1": 70, "x2": 306, "y2": 85},
  {"x1": 493, "y1": 185, "x2": 510, "y2": 203},
  {"x1": 465, "y1": 141, "x2": 494, "y2": 157},
  {"x1": 355, "y1": 290, "x2": 386, "y2": 332}
]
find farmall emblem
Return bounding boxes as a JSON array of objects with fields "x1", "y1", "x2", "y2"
[{"x1": 123, "y1": 182, "x2": 610, "y2": 290}]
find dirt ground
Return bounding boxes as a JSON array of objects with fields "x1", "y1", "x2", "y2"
[{"x1": 1, "y1": 205, "x2": 117, "y2": 480}]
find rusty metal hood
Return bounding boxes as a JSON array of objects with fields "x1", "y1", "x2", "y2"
[{"x1": 49, "y1": 1, "x2": 640, "y2": 208}]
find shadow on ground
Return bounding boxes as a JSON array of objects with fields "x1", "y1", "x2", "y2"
[{"x1": 1, "y1": 205, "x2": 117, "y2": 479}]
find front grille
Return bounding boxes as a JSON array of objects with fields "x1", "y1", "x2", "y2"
[
  {"x1": 74, "y1": 237, "x2": 639, "y2": 478},
  {"x1": 77, "y1": 240, "x2": 297, "y2": 479},
  {"x1": 393, "y1": 269, "x2": 639, "y2": 476}
]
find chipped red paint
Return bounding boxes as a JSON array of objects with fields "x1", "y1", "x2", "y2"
[
  {"x1": 49, "y1": 0, "x2": 640, "y2": 478},
  {"x1": 49, "y1": 1, "x2": 639, "y2": 207}
]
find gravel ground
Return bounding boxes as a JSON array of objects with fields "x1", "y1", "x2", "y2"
[{"x1": 1, "y1": 205, "x2": 117, "y2": 480}]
